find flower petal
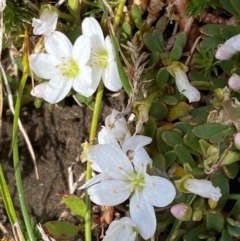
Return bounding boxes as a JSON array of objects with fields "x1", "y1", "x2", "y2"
[
  {"x1": 87, "y1": 180, "x2": 131, "y2": 205},
  {"x1": 102, "y1": 61, "x2": 122, "y2": 91},
  {"x1": 78, "y1": 173, "x2": 104, "y2": 189},
  {"x1": 42, "y1": 75, "x2": 72, "y2": 104},
  {"x1": 72, "y1": 65, "x2": 95, "y2": 97},
  {"x1": 175, "y1": 69, "x2": 200, "y2": 103},
  {"x1": 31, "y1": 82, "x2": 48, "y2": 98},
  {"x1": 130, "y1": 194, "x2": 156, "y2": 239},
  {"x1": 105, "y1": 36, "x2": 115, "y2": 62},
  {"x1": 133, "y1": 148, "x2": 152, "y2": 172},
  {"x1": 32, "y1": 9, "x2": 58, "y2": 36},
  {"x1": 122, "y1": 135, "x2": 152, "y2": 153},
  {"x1": 45, "y1": 31, "x2": 72, "y2": 59},
  {"x1": 87, "y1": 144, "x2": 133, "y2": 180},
  {"x1": 91, "y1": 64, "x2": 102, "y2": 88},
  {"x1": 215, "y1": 44, "x2": 235, "y2": 60},
  {"x1": 82, "y1": 17, "x2": 104, "y2": 44},
  {"x1": 143, "y1": 175, "x2": 176, "y2": 207},
  {"x1": 98, "y1": 126, "x2": 119, "y2": 147},
  {"x1": 72, "y1": 35, "x2": 91, "y2": 66},
  {"x1": 29, "y1": 53, "x2": 61, "y2": 79}
]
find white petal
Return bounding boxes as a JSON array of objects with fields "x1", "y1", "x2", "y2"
[
  {"x1": 87, "y1": 180, "x2": 131, "y2": 205},
  {"x1": 72, "y1": 35, "x2": 91, "y2": 66},
  {"x1": 82, "y1": 17, "x2": 104, "y2": 44},
  {"x1": 105, "y1": 36, "x2": 115, "y2": 62},
  {"x1": 72, "y1": 65, "x2": 94, "y2": 97},
  {"x1": 98, "y1": 126, "x2": 119, "y2": 147},
  {"x1": 29, "y1": 53, "x2": 61, "y2": 79},
  {"x1": 87, "y1": 144, "x2": 133, "y2": 180},
  {"x1": 90, "y1": 64, "x2": 102, "y2": 88},
  {"x1": 32, "y1": 9, "x2": 58, "y2": 36},
  {"x1": 175, "y1": 69, "x2": 200, "y2": 103},
  {"x1": 225, "y1": 33, "x2": 240, "y2": 51},
  {"x1": 102, "y1": 61, "x2": 122, "y2": 91},
  {"x1": 43, "y1": 75, "x2": 72, "y2": 104},
  {"x1": 215, "y1": 44, "x2": 235, "y2": 60},
  {"x1": 31, "y1": 82, "x2": 48, "y2": 98},
  {"x1": 143, "y1": 175, "x2": 176, "y2": 207},
  {"x1": 184, "y1": 179, "x2": 222, "y2": 201},
  {"x1": 78, "y1": 174, "x2": 104, "y2": 189},
  {"x1": 130, "y1": 194, "x2": 156, "y2": 239},
  {"x1": 228, "y1": 74, "x2": 240, "y2": 90},
  {"x1": 45, "y1": 31, "x2": 72, "y2": 59},
  {"x1": 133, "y1": 148, "x2": 152, "y2": 172},
  {"x1": 122, "y1": 135, "x2": 152, "y2": 153}
]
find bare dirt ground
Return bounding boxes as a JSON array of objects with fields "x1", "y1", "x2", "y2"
[{"x1": 0, "y1": 91, "x2": 126, "y2": 238}]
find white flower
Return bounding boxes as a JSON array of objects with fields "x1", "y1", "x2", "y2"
[
  {"x1": 81, "y1": 144, "x2": 176, "y2": 239},
  {"x1": 228, "y1": 74, "x2": 240, "y2": 90},
  {"x1": 174, "y1": 68, "x2": 200, "y2": 103},
  {"x1": 82, "y1": 17, "x2": 122, "y2": 92},
  {"x1": 167, "y1": 62, "x2": 200, "y2": 103},
  {"x1": 102, "y1": 217, "x2": 137, "y2": 241},
  {"x1": 32, "y1": 8, "x2": 58, "y2": 35},
  {"x1": 104, "y1": 109, "x2": 131, "y2": 144},
  {"x1": 215, "y1": 34, "x2": 240, "y2": 60},
  {"x1": 184, "y1": 179, "x2": 222, "y2": 201},
  {"x1": 29, "y1": 31, "x2": 93, "y2": 104}
]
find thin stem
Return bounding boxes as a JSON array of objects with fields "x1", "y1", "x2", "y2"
[
  {"x1": 85, "y1": 80, "x2": 104, "y2": 241},
  {"x1": 12, "y1": 30, "x2": 36, "y2": 241},
  {"x1": 229, "y1": 194, "x2": 240, "y2": 200}
]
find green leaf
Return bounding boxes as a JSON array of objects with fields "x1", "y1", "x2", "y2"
[
  {"x1": 220, "y1": 228, "x2": 233, "y2": 241},
  {"x1": 149, "y1": 101, "x2": 168, "y2": 120},
  {"x1": 43, "y1": 221, "x2": 82, "y2": 240},
  {"x1": 156, "y1": 128, "x2": 170, "y2": 154},
  {"x1": 153, "y1": 29, "x2": 164, "y2": 52},
  {"x1": 156, "y1": 67, "x2": 169, "y2": 86},
  {"x1": 227, "y1": 225, "x2": 240, "y2": 238},
  {"x1": 169, "y1": 229, "x2": 187, "y2": 241},
  {"x1": 200, "y1": 36, "x2": 224, "y2": 49},
  {"x1": 219, "y1": 0, "x2": 239, "y2": 16},
  {"x1": 167, "y1": 102, "x2": 190, "y2": 122},
  {"x1": 170, "y1": 45, "x2": 183, "y2": 61},
  {"x1": 131, "y1": 5, "x2": 143, "y2": 29},
  {"x1": 183, "y1": 133, "x2": 203, "y2": 155},
  {"x1": 200, "y1": 24, "x2": 225, "y2": 37},
  {"x1": 230, "y1": 0, "x2": 240, "y2": 15},
  {"x1": 190, "y1": 106, "x2": 211, "y2": 125},
  {"x1": 221, "y1": 162, "x2": 240, "y2": 179},
  {"x1": 230, "y1": 199, "x2": 240, "y2": 218},
  {"x1": 145, "y1": 118, "x2": 157, "y2": 139},
  {"x1": 161, "y1": 95, "x2": 178, "y2": 105},
  {"x1": 220, "y1": 25, "x2": 240, "y2": 39},
  {"x1": 192, "y1": 124, "x2": 228, "y2": 140},
  {"x1": 122, "y1": 22, "x2": 132, "y2": 36},
  {"x1": 206, "y1": 211, "x2": 224, "y2": 233},
  {"x1": 62, "y1": 194, "x2": 87, "y2": 218},
  {"x1": 162, "y1": 131, "x2": 185, "y2": 147},
  {"x1": 209, "y1": 127, "x2": 235, "y2": 143},
  {"x1": 183, "y1": 223, "x2": 206, "y2": 241},
  {"x1": 152, "y1": 152, "x2": 165, "y2": 169},
  {"x1": 174, "y1": 144, "x2": 196, "y2": 168},
  {"x1": 164, "y1": 150, "x2": 177, "y2": 168},
  {"x1": 174, "y1": 122, "x2": 194, "y2": 135},
  {"x1": 143, "y1": 32, "x2": 162, "y2": 53}
]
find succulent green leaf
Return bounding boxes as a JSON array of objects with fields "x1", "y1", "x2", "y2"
[
  {"x1": 221, "y1": 162, "x2": 240, "y2": 179},
  {"x1": 153, "y1": 29, "x2": 164, "y2": 52},
  {"x1": 152, "y1": 152, "x2": 166, "y2": 169},
  {"x1": 190, "y1": 106, "x2": 212, "y2": 125},
  {"x1": 174, "y1": 122, "x2": 194, "y2": 135},
  {"x1": 131, "y1": 5, "x2": 143, "y2": 29},
  {"x1": 174, "y1": 144, "x2": 196, "y2": 168},
  {"x1": 145, "y1": 118, "x2": 157, "y2": 139},
  {"x1": 62, "y1": 194, "x2": 87, "y2": 218},
  {"x1": 169, "y1": 229, "x2": 187, "y2": 241},
  {"x1": 227, "y1": 225, "x2": 240, "y2": 238},
  {"x1": 164, "y1": 150, "x2": 177, "y2": 168},
  {"x1": 220, "y1": 25, "x2": 240, "y2": 39},
  {"x1": 143, "y1": 32, "x2": 162, "y2": 53},
  {"x1": 43, "y1": 221, "x2": 82, "y2": 240},
  {"x1": 219, "y1": 0, "x2": 239, "y2": 16},
  {"x1": 206, "y1": 211, "x2": 224, "y2": 233},
  {"x1": 184, "y1": 133, "x2": 203, "y2": 155},
  {"x1": 220, "y1": 228, "x2": 233, "y2": 241},
  {"x1": 166, "y1": 102, "x2": 190, "y2": 122},
  {"x1": 156, "y1": 128, "x2": 170, "y2": 154},
  {"x1": 209, "y1": 127, "x2": 235, "y2": 143},
  {"x1": 149, "y1": 101, "x2": 168, "y2": 120},
  {"x1": 156, "y1": 67, "x2": 170, "y2": 86},
  {"x1": 162, "y1": 130, "x2": 185, "y2": 147},
  {"x1": 122, "y1": 22, "x2": 132, "y2": 36},
  {"x1": 192, "y1": 124, "x2": 228, "y2": 140},
  {"x1": 170, "y1": 45, "x2": 183, "y2": 61},
  {"x1": 156, "y1": 15, "x2": 168, "y2": 33},
  {"x1": 200, "y1": 36, "x2": 224, "y2": 49},
  {"x1": 149, "y1": 51, "x2": 160, "y2": 66},
  {"x1": 183, "y1": 223, "x2": 206, "y2": 241},
  {"x1": 161, "y1": 95, "x2": 178, "y2": 105}
]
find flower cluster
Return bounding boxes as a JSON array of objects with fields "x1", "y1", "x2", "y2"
[
  {"x1": 80, "y1": 109, "x2": 176, "y2": 240},
  {"x1": 29, "y1": 9, "x2": 122, "y2": 104}
]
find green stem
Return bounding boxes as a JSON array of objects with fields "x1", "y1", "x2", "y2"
[
  {"x1": 12, "y1": 38, "x2": 36, "y2": 240},
  {"x1": 85, "y1": 81, "x2": 104, "y2": 241},
  {"x1": 229, "y1": 194, "x2": 240, "y2": 200}
]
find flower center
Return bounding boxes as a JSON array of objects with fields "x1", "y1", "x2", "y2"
[
  {"x1": 91, "y1": 49, "x2": 108, "y2": 67},
  {"x1": 57, "y1": 57, "x2": 79, "y2": 78}
]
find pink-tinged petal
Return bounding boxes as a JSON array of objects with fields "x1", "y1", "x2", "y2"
[
  {"x1": 102, "y1": 61, "x2": 122, "y2": 91},
  {"x1": 130, "y1": 194, "x2": 156, "y2": 239},
  {"x1": 105, "y1": 36, "x2": 115, "y2": 62},
  {"x1": 228, "y1": 74, "x2": 240, "y2": 90},
  {"x1": 87, "y1": 144, "x2": 133, "y2": 180},
  {"x1": 31, "y1": 82, "x2": 48, "y2": 98},
  {"x1": 82, "y1": 17, "x2": 104, "y2": 44},
  {"x1": 143, "y1": 175, "x2": 176, "y2": 207},
  {"x1": 215, "y1": 44, "x2": 235, "y2": 60},
  {"x1": 32, "y1": 9, "x2": 58, "y2": 35},
  {"x1": 133, "y1": 148, "x2": 152, "y2": 172},
  {"x1": 42, "y1": 75, "x2": 72, "y2": 104},
  {"x1": 72, "y1": 35, "x2": 91, "y2": 66},
  {"x1": 72, "y1": 65, "x2": 94, "y2": 97},
  {"x1": 225, "y1": 33, "x2": 240, "y2": 51},
  {"x1": 98, "y1": 126, "x2": 119, "y2": 147},
  {"x1": 45, "y1": 31, "x2": 72, "y2": 59},
  {"x1": 87, "y1": 180, "x2": 131, "y2": 206},
  {"x1": 122, "y1": 135, "x2": 152, "y2": 153},
  {"x1": 29, "y1": 53, "x2": 61, "y2": 79}
]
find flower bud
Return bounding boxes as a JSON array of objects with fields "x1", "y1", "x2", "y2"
[
  {"x1": 208, "y1": 198, "x2": 218, "y2": 209},
  {"x1": 234, "y1": 133, "x2": 240, "y2": 150},
  {"x1": 170, "y1": 203, "x2": 192, "y2": 221},
  {"x1": 228, "y1": 74, "x2": 240, "y2": 91},
  {"x1": 192, "y1": 209, "x2": 203, "y2": 221}
]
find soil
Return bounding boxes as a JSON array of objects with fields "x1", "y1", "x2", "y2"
[{"x1": 0, "y1": 91, "x2": 126, "y2": 239}]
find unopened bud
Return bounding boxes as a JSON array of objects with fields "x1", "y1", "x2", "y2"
[
  {"x1": 192, "y1": 209, "x2": 203, "y2": 221},
  {"x1": 228, "y1": 74, "x2": 240, "y2": 91},
  {"x1": 208, "y1": 198, "x2": 218, "y2": 209},
  {"x1": 234, "y1": 133, "x2": 240, "y2": 150},
  {"x1": 170, "y1": 203, "x2": 192, "y2": 221}
]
